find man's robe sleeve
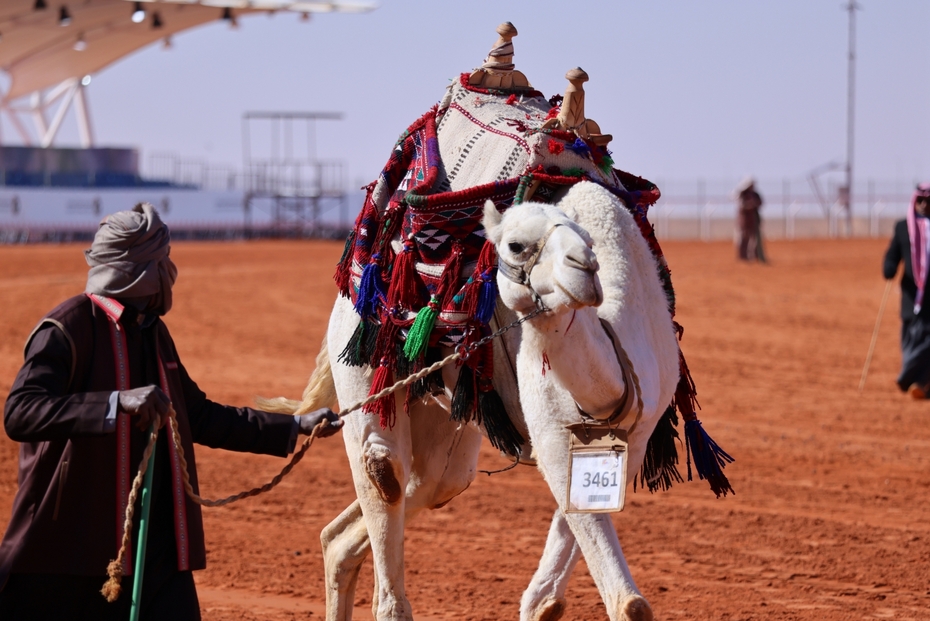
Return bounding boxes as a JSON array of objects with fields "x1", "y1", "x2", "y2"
[
  {"x1": 4, "y1": 324, "x2": 113, "y2": 442},
  {"x1": 884, "y1": 227, "x2": 902, "y2": 280}
]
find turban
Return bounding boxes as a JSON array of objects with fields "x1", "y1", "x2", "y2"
[{"x1": 84, "y1": 203, "x2": 178, "y2": 314}]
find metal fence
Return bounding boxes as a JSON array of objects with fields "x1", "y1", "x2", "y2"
[{"x1": 650, "y1": 177, "x2": 920, "y2": 241}]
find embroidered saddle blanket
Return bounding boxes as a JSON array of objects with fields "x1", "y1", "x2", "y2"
[{"x1": 333, "y1": 74, "x2": 667, "y2": 458}]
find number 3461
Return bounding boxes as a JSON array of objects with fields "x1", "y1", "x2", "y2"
[{"x1": 582, "y1": 471, "x2": 619, "y2": 488}]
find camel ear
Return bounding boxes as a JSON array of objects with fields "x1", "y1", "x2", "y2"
[{"x1": 482, "y1": 200, "x2": 504, "y2": 246}]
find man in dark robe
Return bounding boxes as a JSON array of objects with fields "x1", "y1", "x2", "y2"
[
  {"x1": 736, "y1": 177, "x2": 766, "y2": 263},
  {"x1": 884, "y1": 184, "x2": 930, "y2": 398},
  {"x1": 0, "y1": 203, "x2": 341, "y2": 620}
]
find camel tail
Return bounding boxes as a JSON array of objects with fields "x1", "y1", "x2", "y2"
[{"x1": 255, "y1": 336, "x2": 338, "y2": 415}]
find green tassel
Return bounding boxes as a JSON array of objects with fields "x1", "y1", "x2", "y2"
[{"x1": 403, "y1": 296, "x2": 439, "y2": 361}]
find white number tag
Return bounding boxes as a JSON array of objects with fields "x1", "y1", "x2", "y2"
[{"x1": 565, "y1": 425, "x2": 627, "y2": 513}]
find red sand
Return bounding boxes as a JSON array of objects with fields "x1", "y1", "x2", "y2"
[{"x1": 1, "y1": 238, "x2": 928, "y2": 620}]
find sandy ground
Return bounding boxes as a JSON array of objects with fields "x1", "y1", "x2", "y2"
[{"x1": 1, "y1": 238, "x2": 929, "y2": 621}]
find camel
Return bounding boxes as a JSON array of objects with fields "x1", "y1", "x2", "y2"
[
  {"x1": 481, "y1": 181, "x2": 681, "y2": 620},
  {"x1": 261, "y1": 24, "x2": 731, "y2": 621}
]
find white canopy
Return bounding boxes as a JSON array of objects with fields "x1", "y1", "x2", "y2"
[{"x1": 0, "y1": 0, "x2": 376, "y2": 100}]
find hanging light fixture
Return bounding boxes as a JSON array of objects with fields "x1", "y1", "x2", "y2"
[
  {"x1": 73, "y1": 34, "x2": 86, "y2": 51},
  {"x1": 152, "y1": 11, "x2": 163, "y2": 29},
  {"x1": 34, "y1": 0, "x2": 47, "y2": 10},
  {"x1": 131, "y1": 2, "x2": 145, "y2": 24},
  {"x1": 59, "y1": 5, "x2": 72, "y2": 27}
]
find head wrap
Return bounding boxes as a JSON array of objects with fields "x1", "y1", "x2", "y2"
[
  {"x1": 84, "y1": 203, "x2": 178, "y2": 315},
  {"x1": 906, "y1": 183, "x2": 930, "y2": 314},
  {"x1": 735, "y1": 176, "x2": 755, "y2": 193}
]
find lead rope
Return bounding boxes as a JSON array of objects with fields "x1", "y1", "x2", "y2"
[
  {"x1": 101, "y1": 424, "x2": 159, "y2": 602},
  {"x1": 104, "y1": 306, "x2": 547, "y2": 600}
]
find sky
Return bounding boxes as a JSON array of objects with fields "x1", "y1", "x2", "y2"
[{"x1": 15, "y1": 1, "x2": 930, "y2": 191}]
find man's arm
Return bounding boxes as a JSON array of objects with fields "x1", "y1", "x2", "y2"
[
  {"x1": 177, "y1": 359, "x2": 303, "y2": 457},
  {"x1": 4, "y1": 324, "x2": 113, "y2": 442},
  {"x1": 883, "y1": 226, "x2": 903, "y2": 280}
]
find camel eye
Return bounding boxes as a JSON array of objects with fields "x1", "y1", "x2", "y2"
[{"x1": 508, "y1": 241, "x2": 525, "y2": 254}]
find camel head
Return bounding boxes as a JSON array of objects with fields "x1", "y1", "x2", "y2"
[{"x1": 483, "y1": 200, "x2": 602, "y2": 314}]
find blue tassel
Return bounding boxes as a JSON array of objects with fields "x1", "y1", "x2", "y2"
[
  {"x1": 475, "y1": 273, "x2": 497, "y2": 324},
  {"x1": 354, "y1": 257, "x2": 385, "y2": 319},
  {"x1": 567, "y1": 137, "x2": 591, "y2": 158},
  {"x1": 684, "y1": 419, "x2": 734, "y2": 498}
]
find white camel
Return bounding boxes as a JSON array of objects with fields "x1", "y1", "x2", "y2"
[
  {"x1": 262, "y1": 33, "x2": 697, "y2": 620},
  {"x1": 279, "y1": 178, "x2": 679, "y2": 621},
  {"x1": 481, "y1": 181, "x2": 680, "y2": 620}
]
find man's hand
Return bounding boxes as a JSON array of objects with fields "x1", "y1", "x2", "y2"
[
  {"x1": 298, "y1": 408, "x2": 342, "y2": 438},
  {"x1": 118, "y1": 385, "x2": 170, "y2": 431}
]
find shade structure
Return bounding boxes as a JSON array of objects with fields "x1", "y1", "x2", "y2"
[{"x1": 0, "y1": 1, "x2": 376, "y2": 101}]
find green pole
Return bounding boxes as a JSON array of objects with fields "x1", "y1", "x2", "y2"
[{"x1": 129, "y1": 424, "x2": 157, "y2": 621}]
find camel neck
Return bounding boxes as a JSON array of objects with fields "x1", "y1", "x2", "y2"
[{"x1": 522, "y1": 307, "x2": 627, "y2": 420}]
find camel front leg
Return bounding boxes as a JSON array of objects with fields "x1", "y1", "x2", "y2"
[
  {"x1": 322, "y1": 500, "x2": 369, "y2": 621},
  {"x1": 527, "y1": 416, "x2": 652, "y2": 621},
  {"x1": 341, "y1": 399, "x2": 413, "y2": 621},
  {"x1": 520, "y1": 508, "x2": 581, "y2": 621}
]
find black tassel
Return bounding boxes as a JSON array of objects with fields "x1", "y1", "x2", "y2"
[
  {"x1": 450, "y1": 364, "x2": 476, "y2": 422},
  {"x1": 404, "y1": 346, "x2": 444, "y2": 406},
  {"x1": 363, "y1": 320, "x2": 381, "y2": 367},
  {"x1": 477, "y1": 387, "x2": 524, "y2": 458},
  {"x1": 684, "y1": 419, "x2": 735, "y2": 498},
  {"x1": 635, "y1": 406, "x2": 683, "y2": 493},
  {"x1": 337, "y1": 321, "x2": 368, "y2": 367},
  {"x1": 394, "y1": 340, "x2": 416, "y2": 382},
  {"x1": 336, "y1": 320, "x2": 381, "y2": 368}
]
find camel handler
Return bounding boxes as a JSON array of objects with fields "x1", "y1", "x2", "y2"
[
  {"x1": 884, "y1": 184, "x2": 930, "y2": 399},
  {"x1": 735, "y1": 177, "x2": 766, "y2": 263},
  {"x1": 0, "y1": 203, "x2": 341, "y2": 620}
]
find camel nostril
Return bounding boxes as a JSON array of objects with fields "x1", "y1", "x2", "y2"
[{"x1": 564, "y1": 252, "x2": 599, "y2": 273}]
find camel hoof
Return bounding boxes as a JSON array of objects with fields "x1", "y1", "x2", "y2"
[
  {"x1": 618, "y1": 595, "x2": 653, "y2": 621},
  {"x1": 531, "y1": 597, "x2": 566, "y2": 621}
]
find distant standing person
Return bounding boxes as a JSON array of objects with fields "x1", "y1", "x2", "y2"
[
  {"x1": 883, "y1": 184, "x2": 930, "y2": 398},
  {"x1": 736, "y1": 177, "x2": 766, "y2": 263}
]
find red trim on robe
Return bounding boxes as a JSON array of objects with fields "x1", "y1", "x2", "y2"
[{"x1": 157, "y1": 352, "x2": 191, "y2": 571}]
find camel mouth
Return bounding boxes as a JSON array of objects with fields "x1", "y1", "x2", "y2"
[{"x1": 554, "y1": 274, "x2": 602, "y2": 308}]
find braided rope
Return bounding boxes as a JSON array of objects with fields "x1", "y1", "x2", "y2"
[
  {"x1": 101, "y1": 424, "x2": 159, "y2": 602},
  {"x1": 169, "y1": 349, "x2": 462, "y2": 507},
  {"x1": 103, "y1": 349, "x2": 465, "y2": 600},
  {"x1": 101, "y1": 304, "x2": 551, "y2": 603}
]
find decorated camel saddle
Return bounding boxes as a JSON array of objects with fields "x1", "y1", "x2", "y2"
[{"x1": 334, "y1": 23, "x2": 729, "y2": 493}]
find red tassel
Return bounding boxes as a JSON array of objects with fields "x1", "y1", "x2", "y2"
[
  {"x1": 438, "y1": 243, "x2": 464, "y2": 308},
  {"x1": 505, "y1": 94, "x2": 517, "y2": 105},
  {"x1": 372, "y1": 318, "x2": 400, "y2": 369},
  {"x1": 364, "y1": 361, "x2": 396, "y2": 429},
  {"x1": 456, "y1": 274, "x2": 480, "y2": 318},
  {"x1": 675, "y1": 348, "x2": 699, "y2": 422},
  {"x1": 387, "y1": 239, "x2": 423, "y2": 311},
  {"x1": 456, "y1": 240, "x2": 496, "y2": 317},
  {"x1": 541, "y1": 351, "x2": 551, "y2": 376}
]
